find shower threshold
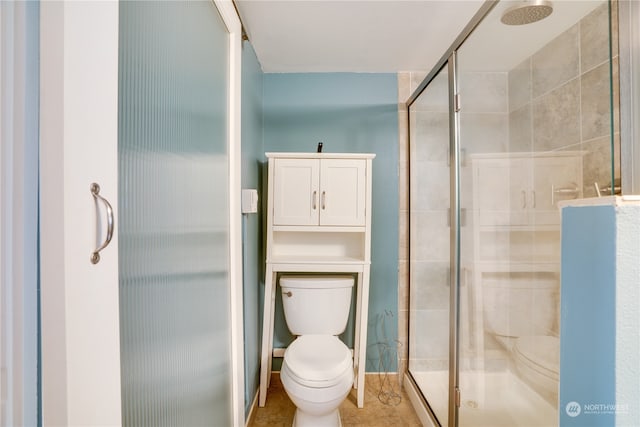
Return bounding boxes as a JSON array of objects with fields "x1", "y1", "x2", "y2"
[{"x1": 411, "y1": 369, "x2": 557, "y2": 427}]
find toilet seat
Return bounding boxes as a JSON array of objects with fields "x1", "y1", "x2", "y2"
[
  {"x1": 513, "y1": 335, "x2": 559, "y2": 380},
  {"x1": 283, "y1": 335, "x2": 353, "y2": 388}
]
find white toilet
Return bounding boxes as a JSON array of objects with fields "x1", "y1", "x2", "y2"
[
  {"x1": 482, "y1": 273, "x2": 560, "y2": 399},
  {"x1": 279, "y1": 275, "x2": 354, "y2": 427},
  {"x1": 512, "y1": 335, "x2": 559, "y2": 400}
]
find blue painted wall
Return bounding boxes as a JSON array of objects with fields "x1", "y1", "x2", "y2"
[
  {"x1": 240, "y1": 41, "x2": 264, "y2": 416},
  {"x1": 263, "y1": 73, "x2": 400, "y2": 372},
  {"x1": 560, "y1": 205, "x2": 616, "y2": 426}
]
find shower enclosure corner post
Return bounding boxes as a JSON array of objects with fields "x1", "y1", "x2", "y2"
[
  {"x1": 619, "y1": 0, "x2": 640, "y2": 195},
  {"x1": 447, "y1": 51, "x2": 461, "y2": 427}
]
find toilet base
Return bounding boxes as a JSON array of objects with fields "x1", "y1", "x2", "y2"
[{"x1": 293, "y1": 408, "x2": 341, "y2": 427}]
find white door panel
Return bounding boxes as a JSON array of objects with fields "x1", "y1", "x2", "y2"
[
  {"x1": 475, "y1": 159, "x2": 529, "y2": 227},
  {"x1": 320, "y1": 159, "x2": 366, "y2": 226},
  {"x1": 273, "y1": 158, "x2": 320, "y2": 226},
  {"x1": 40, "y1": 2, "x2": 121, "y2": 425}
]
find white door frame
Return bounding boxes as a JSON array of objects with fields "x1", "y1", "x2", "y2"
[
  {"x1": 39, "y1": 0, "x2": 244, "y2": 425},
  {"x1": 0, "y1": 2, "x2": 39, "y2": 425},
  {"x1": 214, "y1": 0, "x2": 245, "y2": 425}
]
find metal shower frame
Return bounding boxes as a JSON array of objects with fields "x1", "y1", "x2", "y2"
[{"x1": 404, "y1": 0, "x2": 633, "y2": 426}]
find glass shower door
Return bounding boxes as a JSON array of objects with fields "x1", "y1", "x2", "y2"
[
  {"x1": 408, "y1": 65, "x2": 452, "y2": 426},
  {"x1": 406, "y1": 1, "x2": 616, "y2": 426},
  {"x1": 455, "y1": 1, "x2": 614, "y2": 425},
  {"x1": 118, "y1": 1, "x2": 233, "y2": 425}
]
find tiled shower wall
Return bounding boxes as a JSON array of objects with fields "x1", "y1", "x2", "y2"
[
  {"x1": 398, "y1": 71, "x2": 427, "y2": 376},
  {"x1": 508, "y1": 2, "x2": 620, "y2": 197},
  {"x1": 398, "y1": 1, "x2": 620, "y2": 377}
]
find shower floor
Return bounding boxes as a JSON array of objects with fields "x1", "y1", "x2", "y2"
[{"x1": 411, "y1": 369, "x2": 558, "y2": 426}]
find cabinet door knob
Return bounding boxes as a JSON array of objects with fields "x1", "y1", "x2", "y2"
[
  {"x1": 322, "y1": 191, "x2": 326, "y2": 210},
  {"x1": 521, "y1": 190, "x2": 527, "y2": 209},
  {"x1": 312, "y1": 190, "x2": 317, "y2": 210}
]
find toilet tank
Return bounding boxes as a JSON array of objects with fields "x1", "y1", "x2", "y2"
[
  {"x1": 482, "y1": 272, "x2": 558, "y2": 337},
  {"x1": 280, "y1": 275, "x2": 354, "y2": 335}
]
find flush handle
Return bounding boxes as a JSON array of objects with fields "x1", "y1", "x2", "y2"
[
  {"x1": 551, "y1": 184, "x2": 579, "y2": 205},
  {"x1": 283, "y1": 291, "x2": 292, "y2": 297}
]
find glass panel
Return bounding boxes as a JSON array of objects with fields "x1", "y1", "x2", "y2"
[
  {"x1": 408, "y1": 65, "x2": 451, "y2": 426},
  {"x1": 456, "y1": 1, "x2": 614, "y2": 426},
  {"x1": 118, "y1": 1, "x2": 231, "y2": 426}
]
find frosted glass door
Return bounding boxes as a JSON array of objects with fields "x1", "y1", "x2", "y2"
[{"x1": 118, "y1": 2, "x2": 232, "y2": 425}]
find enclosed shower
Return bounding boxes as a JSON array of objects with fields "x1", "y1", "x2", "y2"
[{"x1": 406, "y1": 1, "x2": 618, "y2": 426}]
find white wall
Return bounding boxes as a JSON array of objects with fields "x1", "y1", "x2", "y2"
[{"x1": 615, "y1": 199, "x2": 640, "y2": 426}]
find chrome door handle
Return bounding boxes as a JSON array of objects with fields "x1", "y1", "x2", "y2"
[{"x1": 90, "y1": 182, "x2": 114, "y2": 264}]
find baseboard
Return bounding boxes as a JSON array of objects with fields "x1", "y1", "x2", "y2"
[
  {"x1": 245, "y1": 389, "x2": 259, "y2": 427},
  {"x1": 403, "y1": 372, "x2": 438, "y2": 427}
]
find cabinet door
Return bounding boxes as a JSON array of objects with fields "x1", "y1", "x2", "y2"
[
  {"x1": 531, "y1": 156, "x2": 581, "y2": 225},
  {"x1": 273, "y1": 158, "x2": 320, "y2": 226},
  {"x1": 319, "y1": 159, "x2": 367, "y2": 226},
  {"x1": 475, "y1": 159, "x2": 529, "y2": 227}
]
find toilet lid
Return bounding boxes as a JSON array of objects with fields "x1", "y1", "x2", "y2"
[
  {"x1": 514, "y1": 336, "x2": 559, "y2": 375},
  {"x1": 284, "y1": 335, "x2": 352, "y2": 383}
]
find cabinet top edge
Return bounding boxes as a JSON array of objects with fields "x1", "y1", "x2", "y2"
[
  {"x1": 469, "y1": 151, "x2": 587, "y2": 160},
  {"x1": 266, "y1": 152, "x2": 376, "y2": 159},
  {"x1": 558, "y1": 195, "x2": 640, "y2": 209}
]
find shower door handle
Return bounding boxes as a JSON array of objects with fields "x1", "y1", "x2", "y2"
[{"x1": 90, "y1": 182, "x2": 114, "y2": 264}]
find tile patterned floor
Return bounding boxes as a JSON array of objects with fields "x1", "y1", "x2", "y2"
[{"x1": 248, "y1": 373, "x2": 423, "y2": 426}]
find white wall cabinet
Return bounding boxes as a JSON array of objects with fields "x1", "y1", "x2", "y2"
[
  {"x1": 273, "y1": 158, "x2": 366, "y2": 226},
  {"x1": 471, "y1": 152, "x2": 584, "y2": 269},
  {"x1": 259, "y1": 152, "x2": 375, "y2": 410},
  {"x1": 473, "y1": 154, "x2": 582, "y2": 227}
]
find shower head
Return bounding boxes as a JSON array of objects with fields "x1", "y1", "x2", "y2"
[{"x1": 501, "y1": 0, "x2": 553, "y2": 26}]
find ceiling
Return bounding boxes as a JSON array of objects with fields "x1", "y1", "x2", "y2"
[
  {"x1": 459, "y1": 0, "x2": 605, "y2": 72},
  {"x1": 234, "y1": 0, "x2": 605, "y2": 74},
  {"x1": 234, "y1": 0, "x2": 485, "y2": 73}
]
